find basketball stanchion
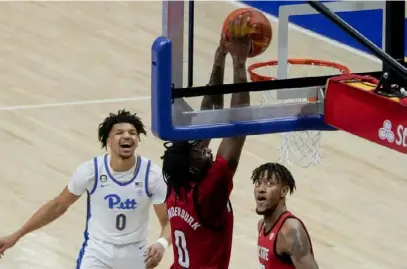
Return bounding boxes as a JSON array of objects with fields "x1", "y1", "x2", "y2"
[{"x1": 248, "y1": 59, "x2": 350, "y2": 167}]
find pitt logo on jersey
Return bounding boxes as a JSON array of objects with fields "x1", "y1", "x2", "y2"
[{"x1": 104, "y1": 194, "x2": 137, "y2": 210}]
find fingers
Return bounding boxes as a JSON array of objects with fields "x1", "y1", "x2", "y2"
[
  {"x1": 228, "y1": 17, "x2": 235, "y2": 36},
  {"x1": 146, "y1": 252, "x2": 161, "y2": 269},
  {"x1": 231, "y1": 14, "x2": 243, "y2": 37},
  {"x1": 143, "y1": 247, "x2": 151, "y2": 263},
  {"x1": 229, "y1": 12, "x2": 253, "y2": 38},
  {"x1": 145, "y1": 245, "x2": 163, "y2": 269},
  {"x1": 250, "y1": 23, "x2": 259, "y2": 35},
  {"x1": 0, "y1": 246, "x2": 6, "y2": 258},
  {"x1": 240, "y1": 15, "x2": 251, "y2": 36}
]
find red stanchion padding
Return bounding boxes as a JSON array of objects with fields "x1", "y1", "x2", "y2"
[{"x1": 324, "y1": 74, "x2": 407, "y2": 154}]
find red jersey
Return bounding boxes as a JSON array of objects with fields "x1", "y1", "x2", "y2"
[
  {"x1": 166, "y1": 155, "x2": 235, "y2": 269},
  {"x1": 257, "y1": 211, "x2": 313, "y2": 269}
]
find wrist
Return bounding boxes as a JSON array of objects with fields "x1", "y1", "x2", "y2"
[
  {"x1": 215, "y1": 48, "x2": 227, "y2": 61},
  {"x1": 13, "y1": 230, "x2": 23, "y2": 241},
  {"x1": 216, "y1": 45, "x2": 227, "y2": 55},
  {"x1": 156, "y1": 237, "x2": 169, "y2": 250},
  {"x1": 232, "y1": 60, "x2": 246, "y2": 70}
]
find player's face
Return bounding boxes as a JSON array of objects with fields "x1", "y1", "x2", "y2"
[
  {"x1": 254, "y1": 171, "x2": 289, "y2": 215},
  {"x1": 108, "y1": 123, "x2": 139, "y2": 159},
  {"x1": 189, "y1": 144, "x2": 213, "y2": 180}
]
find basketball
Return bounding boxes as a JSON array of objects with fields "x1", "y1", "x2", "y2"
[{"x1": 222, "y1": 8, "x2": 272, "y2": 58}]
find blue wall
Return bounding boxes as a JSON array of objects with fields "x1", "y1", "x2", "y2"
[{"x1": 242, "y1": 1, "x2": 407, "y2": 56}]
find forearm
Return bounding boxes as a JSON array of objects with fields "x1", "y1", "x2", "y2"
[
  {"x1": 208, "y1": 47, "x2": 226, "y2": 87},
  {"x1": 158, "y1": 221, "x2": 172, "y2": 246},
  {"x1": 15, "y1": 199, "x2": 67, "y2": 239},
  {"x1": 231, "y1": 61, "x2": 250, "y2": 108},
  {"x1": 201, "y1": 47, "x2": 226, "y2": 111},
  {"x1": 215, "y1": 61, "x2": 250, "y2": 161}
]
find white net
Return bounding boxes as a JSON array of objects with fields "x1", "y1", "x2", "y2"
[{"x1": 249, "y1": 59, "x2": 350, "y2": 168}]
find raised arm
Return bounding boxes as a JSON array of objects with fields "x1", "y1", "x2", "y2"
[
  {"x1": 217, "y1": 15, "x2": 251, "y2": 169},
  {"x1": 199, "y1": 46, "x2": 227, "y2": 148},
  {"x1": 194, "y1": 15, "x2": 253, "y2": 226},
  {"x1": 278, "y1": 218, "x2": 319, "y2": 269}
]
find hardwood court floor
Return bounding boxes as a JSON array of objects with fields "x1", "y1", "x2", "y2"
[{"x1": 0, "y1": 2, "x2": 405, "y2": 269}]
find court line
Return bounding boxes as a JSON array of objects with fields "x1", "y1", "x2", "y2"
[
  {"x1": 0, "y1": 94, "x2": 269, "y2": 164},
  {"x1": 0, "y1": 96, "x2": 151, "y2": 111},
  {"x1": 230, "y1": 0, "x2": 380, "y2": 63}
]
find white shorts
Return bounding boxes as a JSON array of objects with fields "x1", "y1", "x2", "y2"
[{"x1": 76, "y1": 238, "x2": 148, "y2": 269}]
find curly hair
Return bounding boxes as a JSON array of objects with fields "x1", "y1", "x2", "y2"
[
  {"x1": 98, "y1": 109, "x2": 147, "y2": 148},
  {"x1": 161, "y1": 140, "x2": 203, "y2": 200},
  {"x1": 251, "y1": 162, "x2": 296, "y2": 194}
]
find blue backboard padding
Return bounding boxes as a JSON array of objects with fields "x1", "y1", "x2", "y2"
[
  {"x1": 151, "y1": 36, "x2": 175, "y2": 139},
  {"x1": 151, "y1": 36, "x2": 335, "y2": 141}
]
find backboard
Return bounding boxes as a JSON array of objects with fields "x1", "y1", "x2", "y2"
[{"x1": 151, "y1": 1, "x2": 385, "y2": 141}]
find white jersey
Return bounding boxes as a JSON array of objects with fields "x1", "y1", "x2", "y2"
[{"x1": 67, "y1": 154, "x2": 167, "y2": 245}]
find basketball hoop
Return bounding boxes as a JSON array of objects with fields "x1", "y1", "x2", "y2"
[{"x1": 248, "y1": 59, "x2": 350, "y2": 168}]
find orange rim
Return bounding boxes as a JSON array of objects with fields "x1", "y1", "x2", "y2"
[
  {"x1": 248, "y1": 59, "x2": 350, "y2": 102},
  {"x1": 248, "y1": 59, "x2": 351, "y2": 82}
]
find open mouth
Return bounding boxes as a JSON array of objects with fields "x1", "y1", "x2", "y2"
[
  {"x1": 256, "y1": 196, "x2": 266, "y2": 202},
  {"x1": 120, "y1": 142, "x2": 133, "y2": 149}
]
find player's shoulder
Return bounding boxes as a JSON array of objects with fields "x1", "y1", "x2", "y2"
[
  {"x1": 74, "y1": 155, "x2": 102, "y2": 177},
  {"x1": 279, "y1": 215, "x2": 306, "y2": 236},
  {"x1": 205, "y1": 155, "x2": 236, "y2": 179},
  {"x1": 211, "y1": 155, "x2": 232, "y2": 171}
]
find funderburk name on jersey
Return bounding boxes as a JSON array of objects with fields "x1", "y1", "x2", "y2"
[{"x1": 378, "y1": 120, "x2": 407, "y2": 147}]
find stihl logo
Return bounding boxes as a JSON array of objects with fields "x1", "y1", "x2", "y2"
[{"x1": 379, "y1": 120, "x2": 407, "y2": 147}]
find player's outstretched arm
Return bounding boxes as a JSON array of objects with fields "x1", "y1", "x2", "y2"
[
  {"x1": 278, "y1": 218, "x2": 319, "y2": 269},
  {"x1": 0, "y1": 186, "x2": 80, "y2": 257},
  {"x1": 217, "y1": 15, "x2": 251, "y2": 169},
  {"x1": 199, "y1": 45, "x2": 227, "y2": 148},
  {"x1": 0, "y1": 161, "x2": 92, "y2": 258}
]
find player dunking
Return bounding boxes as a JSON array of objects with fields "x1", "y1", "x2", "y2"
[
  {"x1": 161, "y1": 15, "x2": 252, "y2": 269},
  {"x1": 253, "y1": 162, "x2": 319, "y2": 269},
  {"x1": 0, "y1": 110, "x2": 171, "y2": 269}
]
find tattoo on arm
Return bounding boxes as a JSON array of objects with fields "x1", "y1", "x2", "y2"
[
  {"x1": 199, "y1": 48, "x2": 226, "y2": 147},
  {"x1": 232, "y1": 63, "x2": 248, "y2": 84},
  {"x1": 214, "y1": 60, "x2": 249, "y2": 163},
  {"x1": 287, "y1": 227, "x2": 310, "y2": 260},
  {"x1": 282, "y1": 222, "x2": 319, "y2": 269},
  {"x1": 230, "y1": 63, "x2": 250, "y2": 109},
  {"x1": 208, "y1": 63, "x2": 225, "y2": 86},
  {"x1": 201, "y1": 49, "x2": 226, "y2": 111}
]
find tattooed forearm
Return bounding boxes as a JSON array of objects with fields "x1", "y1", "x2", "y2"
[
  {"x1": 208, "y1": 48, "x2": 226, "y2": 86},
  {"x1": 201, "y1": 48, "x2": 226, "y2": 111},
  {"x1": 208, "y1": 65, "x2": 224, "y2": 86},
  {"x1": 230, "y1": 63, "x2": 250, "y2": 108},
  {"x1": 232, "y1": 63, "x2": 247, "y2": 84}
]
